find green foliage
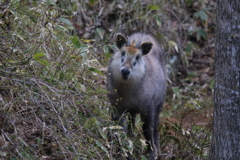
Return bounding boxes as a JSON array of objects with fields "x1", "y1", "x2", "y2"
[
  {"x1": 33, "y1": 53, "x2": 49, "y2": 66},
  {"x1": 70, "y1": 35, "x2": 81, "y2": 48},
  {"x1": 194, "y1": 10, "x2": 208, "y2": 21},
  {"x1": 147, "y1": 5, "x2": 160, "y2": 11},
  {"x1": 185, "y1": 0, "x2": 196, "y2": 6},
  {"x1": 89, "y1": 68, "x2": 105, "y2": 75},
  {"x1": 189, "y1": 28, "x2": 207, "y2": 41}
]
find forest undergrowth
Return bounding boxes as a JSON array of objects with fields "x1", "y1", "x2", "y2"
[{"x1": 0, "y1": 0, "x2": 215, "y2": 159}]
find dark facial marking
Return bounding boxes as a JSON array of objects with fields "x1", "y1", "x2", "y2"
[
  {"x1": 121, "y1": 51, "x2": 126, "y2": 62},
  {"x1": 121, "y1": 51, "x2": 125, "y2": 57},
  {"x1": 136, "y1": 55, "x2": 140, "y2": 61}
]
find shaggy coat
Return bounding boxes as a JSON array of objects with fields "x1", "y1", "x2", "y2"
[{"x1": 107, "y1": 33, "x2": 166, "y2": 160}]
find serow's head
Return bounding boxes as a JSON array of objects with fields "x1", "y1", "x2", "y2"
[{"x1": 115, "y1": 33, "x2": 152, "y2": 81}]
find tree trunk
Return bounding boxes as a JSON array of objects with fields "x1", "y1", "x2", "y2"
[{"x1": 209, "y1": 0, "x2": 240, "y2": 159}]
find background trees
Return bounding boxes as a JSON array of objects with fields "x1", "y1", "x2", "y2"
[{"x1": 210, "y1": 0, "x2": 240, "y2": 159}]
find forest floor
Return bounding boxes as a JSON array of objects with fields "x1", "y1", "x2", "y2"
[{"x1": 1, "y1": 0, "x2": 215, "y2": 159}]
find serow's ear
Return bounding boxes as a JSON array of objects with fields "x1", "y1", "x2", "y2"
[
  {"x1": 116, "y1": 33, "x2": 127, "y2": 49},
  {"x1": 141, "y1": 42, "x2": 152, "y2": 55}
]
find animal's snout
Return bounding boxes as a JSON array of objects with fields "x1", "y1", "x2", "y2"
[{"x1": 121, "y1": 68, "x2": 130, "y2": 80}]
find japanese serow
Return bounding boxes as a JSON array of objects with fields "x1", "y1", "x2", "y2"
[{"x1": 106, "y1": 33, "x2": 166, "y2": 159}]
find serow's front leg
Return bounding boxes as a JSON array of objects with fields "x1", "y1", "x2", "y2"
[{"x1": 142, "y1": 114, "x2": 160, "y2": 160}]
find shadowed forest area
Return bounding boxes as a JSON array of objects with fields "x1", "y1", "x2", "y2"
[{"x1": 1, "y1": 0, "x2": 216, "y2": 159}]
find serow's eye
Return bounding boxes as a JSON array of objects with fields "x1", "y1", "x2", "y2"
[
  {"x1": 121, "y1": 51, "x2": 125, "y2": 57},
  {"x1": 136, "y1": 55, "x2": 140, "y2": 61}
]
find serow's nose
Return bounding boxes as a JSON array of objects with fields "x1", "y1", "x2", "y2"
[{"x1": 121, "y1": 68, "x2": 130, "y2": 80}]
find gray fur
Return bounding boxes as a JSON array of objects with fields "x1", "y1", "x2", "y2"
[{"x1": 107, "y1": 33, "x2": 166, "y2": 160}]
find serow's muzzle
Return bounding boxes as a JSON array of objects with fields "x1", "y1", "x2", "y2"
[{"x1": 121, "y1": 68, "x2": 130, "y2": 80}]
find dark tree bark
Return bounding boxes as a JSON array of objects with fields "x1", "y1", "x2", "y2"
[{"x1": 209, "y1": 0, "x2": 240, "y2": 159}]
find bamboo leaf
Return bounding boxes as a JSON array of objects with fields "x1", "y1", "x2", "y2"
[
  {"x1": 89, "y1": 68, "x2": 104, "y2": 75},
  {"x1": 194, "y1": 11, "x2": 208, "y2": 20},
  {"x1": 70, "y1": 35, "x2": 81, "y2": 48},
  {"x1": 148, "y1": 5, "x2": 159, "y2": 10}
]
